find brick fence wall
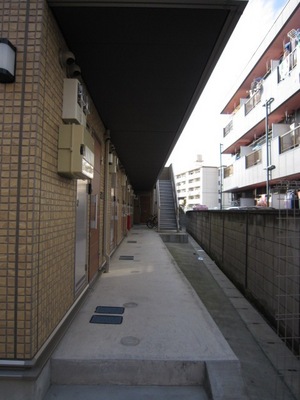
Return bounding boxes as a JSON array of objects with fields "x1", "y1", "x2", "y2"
[{"x1": 186, "y1": 210, "x2": 300, "y2": 354}]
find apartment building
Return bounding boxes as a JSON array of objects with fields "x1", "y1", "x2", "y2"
[
  {"x1": 0, "y1": 3, "x2": 247, "y2": 397},
  {"x1": 175, "y1": 156, "x2": 219, "y2": 210},
  {"x1": 221, "y1": 0, "x2": 300, "y2": 208}
]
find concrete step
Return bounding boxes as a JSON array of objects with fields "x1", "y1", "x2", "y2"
[
  {"x1": 44, "y1": 384, "x2": 209, "y2": 400},
  {"x1": 50, "y1": 359, "x2": 205, "y2": 386}
]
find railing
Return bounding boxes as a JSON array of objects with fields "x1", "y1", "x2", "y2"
[
  {"x1": 224, "y1": 164, "x2": 233, "y2": 178},
  {"x1": 279, "y1": 125, "x2": 300, "y2": 153},
  {"x1": 223, "y1": 120, "x2": 233, "y2": 137},
  {"x1": 245, "y1": 149, "x2": 262, "y2": 168},
  {"x1": 244, "y1": 89, "x2": 262, "y2": 115},
  {"x1": 278, "y1": 45, "x2": 298, "y2": 82},
  {"x1": 156, "y1": 179, "x2": 161, "y2": 231},
  {"x1": 169, "y1": 164, "x2": 180, "y2": 232}
]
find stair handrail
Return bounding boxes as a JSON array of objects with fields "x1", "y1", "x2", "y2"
[
  {"x1": 156, "y1": 179, "x2": 161, "y2": 231},
  {"x1": 169, "y1": 164, "x2": 180, "y2": 232}
]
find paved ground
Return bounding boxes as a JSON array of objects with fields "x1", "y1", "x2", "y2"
[{"x1": 44, "y1": 227, "x2": 299, "y2": 400}]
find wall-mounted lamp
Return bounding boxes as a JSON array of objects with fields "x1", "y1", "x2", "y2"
[
  {"x1": 59, "y1": 49, "x2": 75, "y2": 67},
  {"x1": 67, "y1": 63, "x2": 81, "y2": 78},
  {"x1": 265, "y1": 165, "x2": 276, "y2": 171},
  {"x1": 59, "y1": 49, "x2": 81, "y2": 78},
  {"x1": 0, "y1": 39, "x2": 16, "y2": 83}
]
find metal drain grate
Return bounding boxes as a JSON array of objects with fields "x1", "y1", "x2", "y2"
[
  {"x1": 90, "y1": 315, "x2": 123, "y2": 324},
  {"x1": 95, "y1": 306, "x2": 124, "y2": 314},
  {"x1": 127, "y1": 241, "x2": 137, "y2": 243},
  {"x1": 119, "y1": 255, "x2": 134, "y2": 260}
]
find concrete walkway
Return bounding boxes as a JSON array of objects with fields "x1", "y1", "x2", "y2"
[{"x1": 44, "y1": 226, "x2": 299, "y2": 399}]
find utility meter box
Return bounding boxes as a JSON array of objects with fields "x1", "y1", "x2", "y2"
[
  {"x1": 58, "y1": 124, "x2": 94, "y2": 179},
  {"x1": 62, "y1": 78, "x2": 88, "y2": 126}
]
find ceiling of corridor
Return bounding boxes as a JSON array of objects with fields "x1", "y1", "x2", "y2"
[{"x1": 48, "y1": 0, "x2": 247, "y2": 192}]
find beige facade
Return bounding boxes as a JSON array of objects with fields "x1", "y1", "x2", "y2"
[{"x1": 0, "y1": 0, "x2": 133, "y2": 362}]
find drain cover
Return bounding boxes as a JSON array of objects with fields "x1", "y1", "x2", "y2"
[
  {"x1": 127, "y1": 241, "x2": 137, "y2": 243},
  {"x1": 120, "y1": 336, "x2": 140, "y2": 346},
  {"x1": 119, "y1": 255, "x2": 134, "y2": 260},
  {"x1": 95, "y1": 306, "x2": 124, "y2": 314},
  {"x1": 90, "y1": 315, "x2": 123, "y2": 324},
  {"x1": 123, "y1": 302, "x2": 138, "y2": 308}
]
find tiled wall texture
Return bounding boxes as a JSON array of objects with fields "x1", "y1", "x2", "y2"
[
  {"x1": 186, "y1": 210, "x2": 300, "y2": 354},
  {"x1": 0, "y1": 0, "x2": 128, "y2": 361},
  {"x1": 0, "y1": 0, "x2": 76, "y2": 360}
]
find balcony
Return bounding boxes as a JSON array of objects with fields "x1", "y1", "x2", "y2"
[
  {"x1": 245, "y1": 79, "x2": 263, "y2": 115},
  {"x1": 278, "y1": 45, "x2": 298, "y2": 82},
  {"x1": 279, "y1": 124, "x2": 300, "y2": 153},
  {"x1": 222, "y1": 44, "x2": 300, "y2": 154},
  {"x1": 223, "y1": 120, "x2": 233, "y2": 137},
  {"x1": 245, "y1": 149, "x2": 262, "y2": 168},
  {"x1": 223, "y1": 124, "x2": 300, "y2": 193}
]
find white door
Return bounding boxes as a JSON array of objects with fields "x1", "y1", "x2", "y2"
[{"x1": 75, "y1": 180, "x2": 88, "y2": 292}]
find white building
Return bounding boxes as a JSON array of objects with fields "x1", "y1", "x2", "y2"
[
  {"x1": 175, "y1": 155, "x2": 219, "y2": 210},
  {"x1": 221, "y1": 0, "x2": 300, "y2": 208}
]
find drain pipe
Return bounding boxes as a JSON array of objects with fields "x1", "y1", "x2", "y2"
[{"x1": 103, "y1": 130, "x2": 111, "y2": 272}]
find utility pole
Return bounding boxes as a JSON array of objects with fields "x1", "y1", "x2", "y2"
[{"x1": 263, "y1": 98, "x2": 274, "y2": 207}]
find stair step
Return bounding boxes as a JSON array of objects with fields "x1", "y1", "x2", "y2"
[
  {"x1": 50, "y1": 359, "x2": 205, "y2": 386},
  {"x1": 45, "y1": 384, "x2": 209, "y2": 400},
  {"x1": 158, "y1": 179, "x2": 177, "y2": 230}
]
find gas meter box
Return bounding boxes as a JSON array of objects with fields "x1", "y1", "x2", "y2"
[
  {"x1": 62, "y1": 78, "x2": 88, "y2": 126},
  {"x1": 58, "y1": 124, "x2": 94, "y2": 179}
]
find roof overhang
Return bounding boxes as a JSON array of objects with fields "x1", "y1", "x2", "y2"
[{"x1": 48, "y1": 0, "x2": 247, "y2": 192}]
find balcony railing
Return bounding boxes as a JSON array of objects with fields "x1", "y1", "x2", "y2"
[
  {"x1": 224, "y1": 164, "x2": 233, "y2": 178},
  {"x1": 223, "y1": 120, "x2": 233, "y2": 137},
  {"x1": 279, "y1": 125, "x2": 300, "y2": 153},
  {"x1": 278, "y1": 45, "x2": 298, "y2": 82},
  {"x1": 244, "y1": 89, "x2": 262, "y2": 115},
  {"x1": 245, "y1": 149, "x2": 262, "y2": 168}
]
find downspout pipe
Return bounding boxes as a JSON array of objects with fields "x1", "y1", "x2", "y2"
[{"x1": 103, "y1": 130, "x2": 111, "y2": 272}]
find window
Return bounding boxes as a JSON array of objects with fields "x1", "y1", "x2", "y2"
[
  {"x1": 279, "y1": 126, "x2": 300, "y2": 153},
  {"x1": 245, "y1": 149, "x2": 262, "y2": 168}
]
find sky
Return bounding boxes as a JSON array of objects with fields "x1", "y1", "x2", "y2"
[{"x1": 166, "y1": 0, "x2": 289, "y2": 173}]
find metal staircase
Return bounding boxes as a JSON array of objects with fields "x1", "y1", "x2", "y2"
[{"x1": 157, "y1": 166, "x2": 180, "y2": 231}]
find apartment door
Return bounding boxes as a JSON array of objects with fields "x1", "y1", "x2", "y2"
[
  {"x1": 89, "y1": 139, "x2": 101, "y2": 280},
  {"x1": 140, "y1": 194, "x2": 151, "y2": 223},
  {"x1": 75, "y1": 180, "x2": 88, "y2": 293}
]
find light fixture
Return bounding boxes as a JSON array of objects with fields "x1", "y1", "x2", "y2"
[
  {"x1": 59, "y1": 49, "x2": 75, "y2": 68},
  {"x1": 0, "y1": 39, "x2": 16, "y2": 83},
  {"x1": 67, "y1": 63, "x2": 81, "y2": 78}
]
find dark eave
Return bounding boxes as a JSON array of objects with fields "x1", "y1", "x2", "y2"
[{"x1": 48, "y1": 0, "x2": 247, "y2": 192}]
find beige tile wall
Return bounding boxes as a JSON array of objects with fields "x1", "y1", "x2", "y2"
[{"x1": 0, "y1": 0, "x2": 123, "y2": 361}]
